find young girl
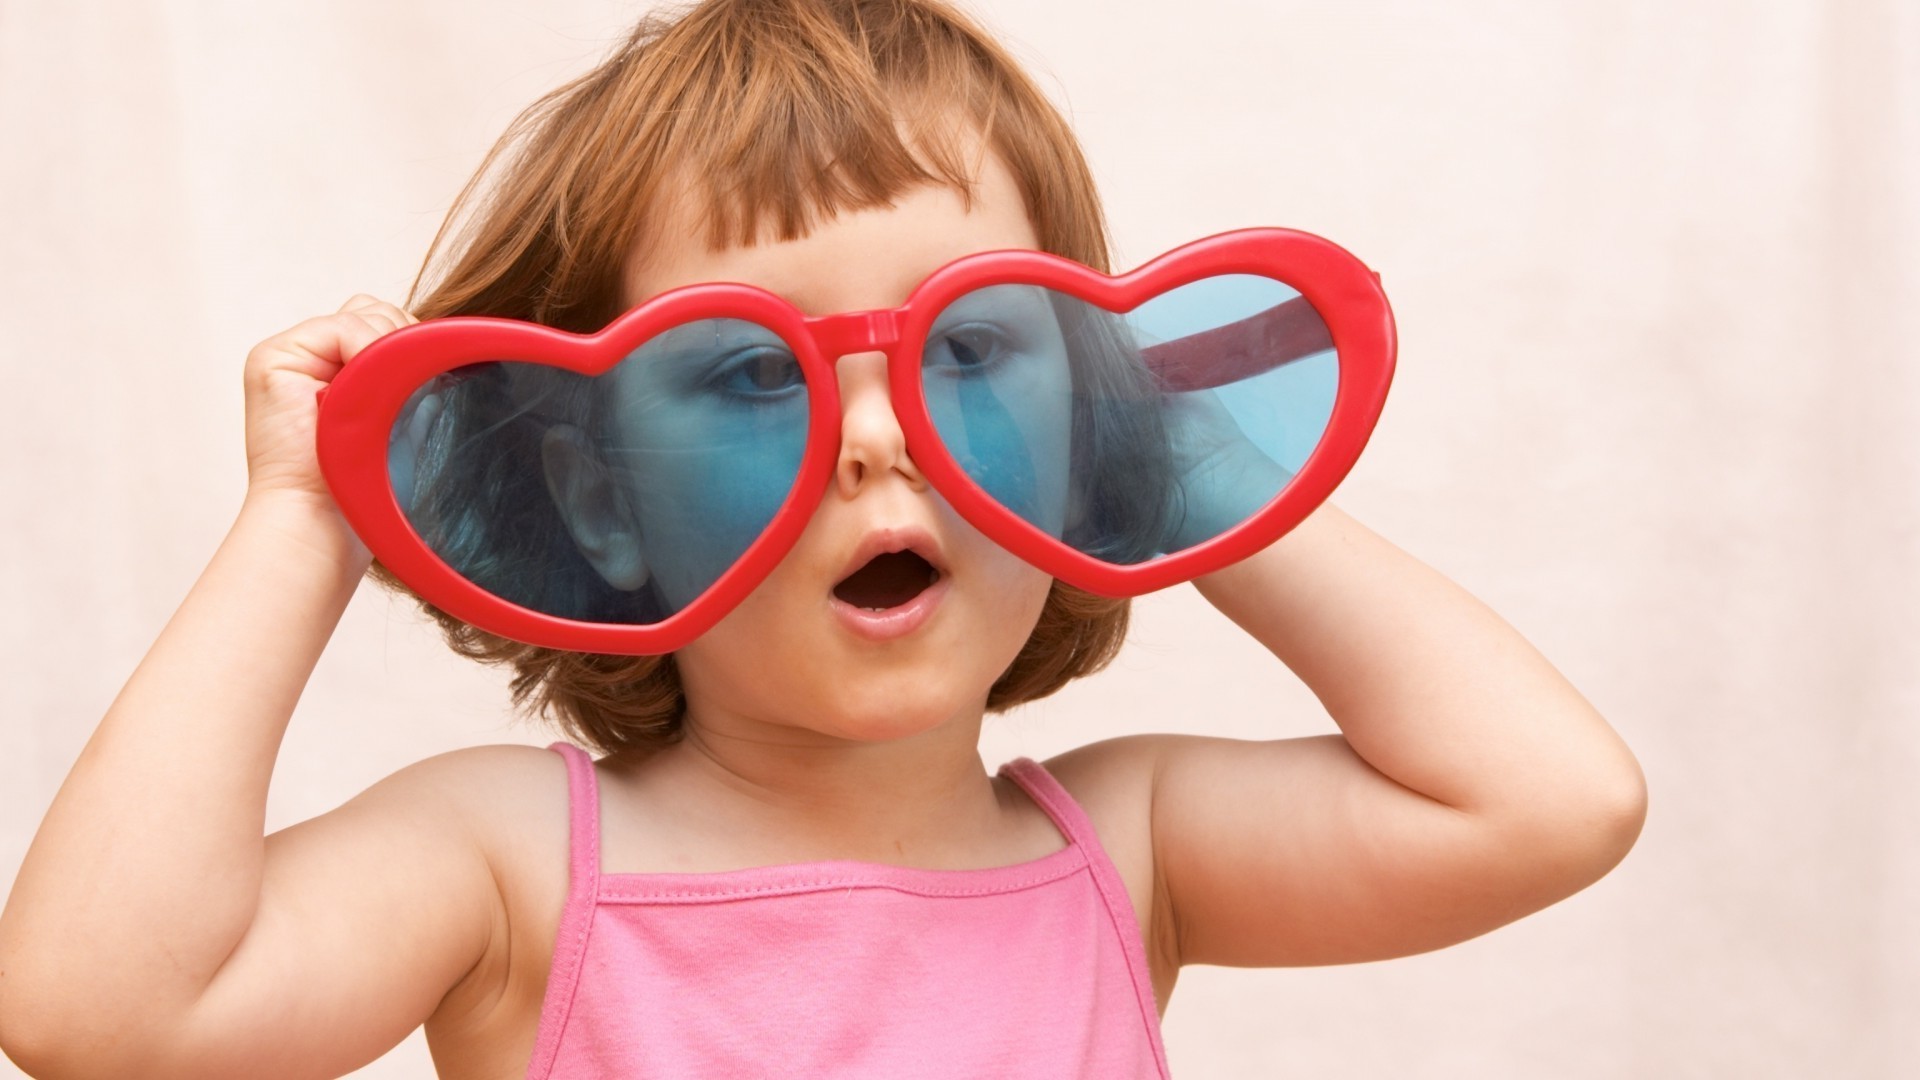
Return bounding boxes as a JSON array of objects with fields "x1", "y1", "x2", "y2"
[{"x1": 0, "y1": 1, "x2": 1647, "y2": 1077}]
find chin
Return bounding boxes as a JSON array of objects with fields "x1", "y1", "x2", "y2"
[{"x1": 798, "y1": 670, "x2": 984, "y2": 743}]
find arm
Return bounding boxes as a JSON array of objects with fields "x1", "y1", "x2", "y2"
[
  {"x1": 1143, "y1": 501, "x2": 1647, "y2": 967},
  {"x1": 0, "y1": 300, "x2": 506, "y2": 1079}
]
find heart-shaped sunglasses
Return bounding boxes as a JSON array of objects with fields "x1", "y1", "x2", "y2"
[{"x1": 316, "y1": 227, "x2": 1396, "y2": 654}]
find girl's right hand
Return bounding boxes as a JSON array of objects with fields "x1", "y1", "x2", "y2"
[{"x1": 241, "y1": 294, "x2": 417, "y2": 561}]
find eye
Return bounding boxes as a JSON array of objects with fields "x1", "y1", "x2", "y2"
[
  {"x1": 712, "y1": 347, "x2": 803, "y2": 397},
  {"x1": 927, "y1": 324, "x2": 1009, "y2": 372}
]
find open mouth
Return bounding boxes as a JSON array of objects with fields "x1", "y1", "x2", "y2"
[{"x1": 832, "y1": 550, "x2": 941, "y2": 611}]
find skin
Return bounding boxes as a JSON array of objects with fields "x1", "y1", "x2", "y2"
[
  {"x1": 0, "y1": 147, "x2": 1648, "y2": 1080},
  {"x1": 540, "y1": 282, "x2": 1073, "y2": 611}
]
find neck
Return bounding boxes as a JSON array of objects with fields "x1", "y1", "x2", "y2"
[{"x1": 613, "y1": 697, "x2": 1009, "y2": 864}]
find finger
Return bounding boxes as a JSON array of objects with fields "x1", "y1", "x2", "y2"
[
  {"x1": 348, "y1": 310, "x2": 402, "y2": 340},
  {"x1": 337, "y1": 292, "x2": 395, "y2": 313},
  {"x1": 331, "y1": 312, "x2": 403, "y2": 364},
  {"x1": 340, "y1": 294, "x2": 420, "y2": 330},
  {"x1": 267, "y1": 312, "x2": 390, "y2": 373}
]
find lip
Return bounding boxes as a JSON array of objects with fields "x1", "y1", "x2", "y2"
[
  {"x1": 829, "y1": 525, "x2": 951, "y2": 643},
  {"x1": 831, "y1": 525, "x2": 950, "y2": 587},
  {"x1": 830, "y1": 573, "x2": 951, "y2": 642}
]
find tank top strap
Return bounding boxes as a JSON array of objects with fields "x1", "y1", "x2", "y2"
[
  {"x1": 999, "y1": 753, "x2": 1170, "y2": 1079},
  {"x1": 997, "y1": 755, "x2": 1101, "y2": 852},
  {"x1": 548, "y1": 741, "x2": 603, "y2": 893},
  {"x1": 528, "y1": 742, "x2": 603, "y2": 1080}
]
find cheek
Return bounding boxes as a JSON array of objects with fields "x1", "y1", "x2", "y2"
[
  {"x1": 972, "y1": 544, "x2": 1054, "y2": 626},
  {"x1": 668, "y1": 564, "x2": 809, "y2": 712},
  {"x1": 922, "y1": 352, "x2": 1075, "y2": 538},
  {"x1": 605, "y1": 387, "x2": 811, "y2": 611},
  {"x1": 951, "y1": 537, "x2": 1057, "y2": 684}
]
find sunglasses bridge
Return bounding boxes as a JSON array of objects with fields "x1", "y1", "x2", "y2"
[{"x1": 805, "y1": 309, "x2": 905, "y2": 358}]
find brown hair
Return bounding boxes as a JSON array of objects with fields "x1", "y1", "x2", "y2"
[{"x1": 370, "y1": 0, "x2": 1140, "y2": 755}]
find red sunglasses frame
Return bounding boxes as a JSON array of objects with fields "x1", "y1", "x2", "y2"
[{"x1": 316, "y1": 226, "x2": 1396, "y2": 654}]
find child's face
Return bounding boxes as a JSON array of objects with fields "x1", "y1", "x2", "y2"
[{"x1": 620, "y1": 149, "x2": 1059, "y2": 742}]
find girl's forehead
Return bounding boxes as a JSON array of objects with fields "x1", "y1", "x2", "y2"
[{"x1": 622, "y1": 150, "x2": 1038, "y2": 315}]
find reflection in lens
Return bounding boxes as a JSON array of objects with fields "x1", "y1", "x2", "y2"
[
  {"x1": 387, "y1": 318, "x2": 810, "y2": 626},
  {"x1": 921, "y1": 275, "x2": 1336, "y2": 564}
]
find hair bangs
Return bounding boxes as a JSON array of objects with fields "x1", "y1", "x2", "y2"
[
  {"x1": 638, "y1": 0, "x2": 1009, "y2": 252},
  {"x1": 410, "y1": 0, "x2": 1108, "y2": 330}
]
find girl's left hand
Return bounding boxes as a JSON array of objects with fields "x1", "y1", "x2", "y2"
[{"x1": 1160, "y1": 387, "x2": 1295, "y2": 553}]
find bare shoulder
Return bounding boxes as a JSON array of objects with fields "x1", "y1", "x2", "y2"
[
  {"x1": 366, "y1": 742, "x2": 575, "y2": 1073},
  {"x1": 391, "y1": 742, "x2": 570, "y2": 840},
  {"x1": 1033, "y1": 734, "x2": 1348, "y2": 999},
  {"x1": 362, "y1": 741, "x2": 574, "y2": 940},
  {"x1": 1037, "y1": 735, "x2": 1180, "y2": 1012},
  {"x1": 1037, "y1": 734, "x2": 1164, "y2": 825},
  {"x1": 358, "y1": 742, "x2": 570, "y2": 876},
  {"x1": 1034, "y1": 735, "x2": 1162, "y2": 933},
  {"x1": 385, "y1": 741, "x2": 574, "y2": 923}
]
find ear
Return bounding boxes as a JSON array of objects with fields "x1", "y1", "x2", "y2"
[{"x1": 542, "y1": 423, "x2": 650, "y2": 590}]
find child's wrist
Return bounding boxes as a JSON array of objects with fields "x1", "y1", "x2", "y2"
[{"x1": 238, "y1": 488, "x2": 374, "y2": 579}]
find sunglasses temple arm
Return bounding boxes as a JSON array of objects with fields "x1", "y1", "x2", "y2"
[{"x1": 1139, "y1": 297, "x2": 1334, "y2": 392}]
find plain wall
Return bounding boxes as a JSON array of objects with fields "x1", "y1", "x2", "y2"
[{"x1": 2, "y1": 1, "x2": 1915, "y2": 1076}]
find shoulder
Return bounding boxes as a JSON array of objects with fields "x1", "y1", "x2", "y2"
[
  {"x1": 365, "y1": 743, "x2": 570, "y2": 833},
  {"x1": 1036, "y1": 735, "x2": 1336, "y2": 999},
  {"x1": 1036, "y1": 735, "x2": 1181, "y2": 1009},
  {"x1": 365, "y1": 743, "x2": 577, "y2": 1042},
  {"x1": 374, "y1": 742, "x2": 574, "y2": 880},
  {"x1": 1034, "y1": 735, "x2": 1163, "y2": 919},
  {"x1": 1037, "y1": 734, "x2": 1164, "y2": 829},
  {"x1": 352, "y1": 742, "x2": 573, "y2": 902}
]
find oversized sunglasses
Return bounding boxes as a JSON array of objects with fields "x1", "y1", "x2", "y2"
[{"x1": 316, "y1": 227, "x2": 1396, "y2": 654}]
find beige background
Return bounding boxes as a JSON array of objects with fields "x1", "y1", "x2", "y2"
[{"x1": 3, "y1": 0, "x2": 1916, "y2": 1076}]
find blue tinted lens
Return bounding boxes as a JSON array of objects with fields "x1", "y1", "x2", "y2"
[
  {"x1": 387, "y1": 318, "x2": 810, "y2": 625},
  {"x1": 921, "y1": 285, "x2": 1072, "y2": 534},
  {"x1": 922, "y1": 275, "x2": 1335, "y2": 564}
]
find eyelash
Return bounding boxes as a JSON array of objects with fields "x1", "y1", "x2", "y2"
[
  {"x1": 707, "y1": 347, "x2": 804, "y2": 399},
  {"x1": 927, "y1": 323, "x2": 1011, "y2": 373},
  {"x1": 698, "y1": 321, "x2": 1010, "y2": 398}
]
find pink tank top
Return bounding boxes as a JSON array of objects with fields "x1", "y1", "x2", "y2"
[{"x1": 525, "y1": 741, "x2": 1172, "y2": 1079}]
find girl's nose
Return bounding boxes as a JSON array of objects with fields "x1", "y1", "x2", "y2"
[{"x1": 834, "y1": 350, "x2": 928, "y2": 498}]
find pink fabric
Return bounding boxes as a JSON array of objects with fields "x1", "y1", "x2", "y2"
[{"x1": 525, "y1": 741, "x2": 1172, "y2": 1079}]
